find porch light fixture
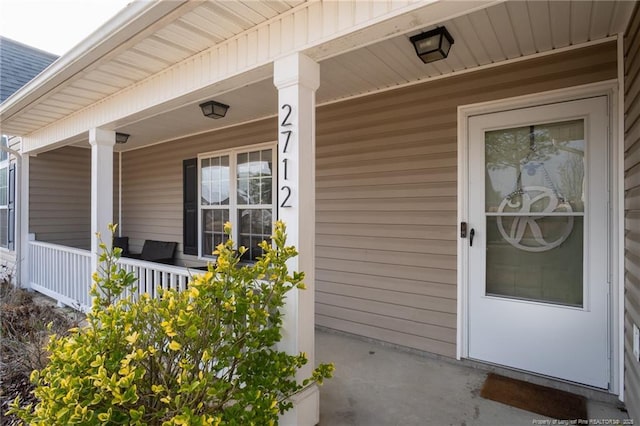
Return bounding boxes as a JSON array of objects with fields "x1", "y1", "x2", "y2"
[
  {"x1": 409, "y1": 26, "x2": 454, "y2": 64},
  {"x1": 199, "y1": 100, "x2": 229, "y2": 119},
  {"x1": 115, "y1": 132, "x2": 130, "y2": 144}
]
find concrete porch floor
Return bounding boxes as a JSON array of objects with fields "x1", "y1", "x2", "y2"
[{"x1": 316, "y1": 329, "x2": 630, "y2": 426}]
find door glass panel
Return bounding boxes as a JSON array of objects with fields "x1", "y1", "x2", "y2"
[
  {"x1": 485, "y1": 120, "x2": 585, "y2": 212},
  {"x1": 485, "y1": 119, "x2": 585, "y2": 307},
  {"x1": 486, "y1": 216, "x2": 583, "y2": 306}
]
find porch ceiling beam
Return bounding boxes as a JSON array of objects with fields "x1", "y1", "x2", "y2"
[{"x1": 20, "y1": 0, "x2": 500, "y2": 153}]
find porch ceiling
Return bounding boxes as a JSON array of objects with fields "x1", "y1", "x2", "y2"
[
  {"x1": 0, "y1": 0, "x2": 634, "y2": 152},
  {"x1": 112, "y1": 0, "x2": 633, "y2": 151},
  {"x1": 0, "y1": 0, "x2": 305, "y2": 137},
  {"x1": 319, "y1": 0, "x2": 632, "y2": 101}
]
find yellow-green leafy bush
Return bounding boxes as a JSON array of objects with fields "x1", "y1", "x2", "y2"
[{"x1": 10, "y1": 222, "x2": 333, "y2": 425}]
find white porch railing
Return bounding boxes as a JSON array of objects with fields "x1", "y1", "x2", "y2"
[
  {"x1": 29, "y1": 241, "x2": 92, "y2": 312},
  {"x1": 117, "y1": 257, "x2": 193, "y2": 300},
  {"x1": 28, "y1": 241, "x2": 198, "y2": 312}
]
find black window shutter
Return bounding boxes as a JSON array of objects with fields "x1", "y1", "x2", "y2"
[
  {"x1": 8, "y1": 163, "x2": 15, "y2": 250},
  {"x1": 183, "y1": 158, "x2": 198, "y2": 255}
]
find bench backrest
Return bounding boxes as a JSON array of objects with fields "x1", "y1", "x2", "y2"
[{"x1": 140, "y1": 240, "x2": 177, "y2": 263}]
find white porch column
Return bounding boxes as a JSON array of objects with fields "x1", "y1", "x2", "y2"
[
  {"x1": 89, "y1": 128, "x2": 115, "y2": 274},
  {"x1": 19, "y1": 154, "x2": 30, "y2": 289},
  {"x1": 273, "y1": 53, "x2": 320, "y2": 426}
]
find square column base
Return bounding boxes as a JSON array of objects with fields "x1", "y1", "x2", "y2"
[{"x1": 278, "y1": 385, "x2": 320, "y2": 426}]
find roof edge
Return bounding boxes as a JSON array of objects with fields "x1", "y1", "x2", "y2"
[{"x1": 0, "y1": 0, "x2": 187, "y2": 131}]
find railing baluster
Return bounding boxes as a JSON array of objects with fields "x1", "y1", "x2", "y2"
[
  {"x1": 169, "y1": 274, "x2": 176, "y2": 291},
  {"x1": 26, "y1": 241, "x2": 92, "y2": 312},
  {"x1": 26, "y1": 240, "x2": 192, "y2": 312},
  {"x1": 116, "y1": 257, "x2": 191, "y2": 299}
]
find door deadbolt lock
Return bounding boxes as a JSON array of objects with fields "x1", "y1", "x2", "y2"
[{"x1": 461, "y1": 222, "x2": 475, "y2": 246}]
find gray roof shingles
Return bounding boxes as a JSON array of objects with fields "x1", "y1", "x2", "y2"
[{"x1": 0, "y1": 36, "x2": 58, "y2": 104}]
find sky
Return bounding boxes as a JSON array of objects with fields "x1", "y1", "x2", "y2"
[{"x1": 0, "y1": 0, "x2": 133, "y2": 56}]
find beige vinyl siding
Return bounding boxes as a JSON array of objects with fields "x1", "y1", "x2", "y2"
[
  {"x1": 120, "y1": 42, "x2": 616, "y2": 358},
  {"x1": 121, "y1": 120, "x2": 276, "y2": 260},
  {"x1": 29, "y1": 146, "x2": 91, "y2": 249},
  {"x1": 625, "y1": 5, "x2": 640, "y2": 421},
  {"x1": 315, "y1": 42, "x2": 617, "y2": 358}
]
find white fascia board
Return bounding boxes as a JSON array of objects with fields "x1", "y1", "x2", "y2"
[
  {"x1": 20, "y1": 0, "x2": 499, "y2": 153},
  {"x1": 0, "y1": 1, "x2": 188, "y2": 123}
]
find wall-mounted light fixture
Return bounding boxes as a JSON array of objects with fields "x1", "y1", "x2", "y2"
[
  {"x1": 199, "y1": 100, "x2": 229, "y2": 119},
  {"x1": 409, "y1": 27, "x2": 454, "y2": 64},
  {"x1": 115, "y1": 132, "x2": 130, "y2": 144}
]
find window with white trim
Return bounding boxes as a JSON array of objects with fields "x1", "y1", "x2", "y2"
[
  {"x1": 0, "y1": 136, "x2": 9, "y2": 249},
  {"x1": 199, "y1": 144, "x2": 276, "y2": 261}
]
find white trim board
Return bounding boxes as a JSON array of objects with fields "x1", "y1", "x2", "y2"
[
  {"x1": 615, "y1": 33, "x2": 625, "y2": 402},
  {"x1": 456, "y1": 80, "x2": 622, "y2": 396}
]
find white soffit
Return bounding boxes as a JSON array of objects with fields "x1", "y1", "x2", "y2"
[
  {"x1": 1, "y1": 0, "x2": 305, "y2": 136},
  {"x1": 317, "y1": 0, "x2": 634, "y2": 103}
]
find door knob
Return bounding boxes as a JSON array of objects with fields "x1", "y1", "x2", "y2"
[{"x1": 469, "y1": 228, "x2": 475, "y2": 246}]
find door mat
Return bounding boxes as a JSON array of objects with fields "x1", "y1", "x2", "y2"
[{"x1": 480, "y1": 373, "x2": 588, "y2": 420}]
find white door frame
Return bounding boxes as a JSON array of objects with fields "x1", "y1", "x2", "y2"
[{"x1": 456, "y1": 80, "x2": 623, "y2": 396}]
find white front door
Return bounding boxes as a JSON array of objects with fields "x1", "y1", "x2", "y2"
[{"x1": 467, "y1": 96, "x2": 610, "y2": 389}]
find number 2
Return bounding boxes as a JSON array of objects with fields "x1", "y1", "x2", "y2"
[
  {"x1": 280, "y1": 186, "x2": 292, "y2": 207},
  {"x1": 281, "y1": 104, "x2": 292, "y2": 127}
]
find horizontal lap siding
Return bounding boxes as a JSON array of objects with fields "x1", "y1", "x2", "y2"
[
  {"x1": 122, "y1": 121, "x2": 276, "y2": 258},
  {"x1": 625, "y1": 5, "x2": 640, "y2": 421},
  {"x1": 315, "y1": 42, "x2": 617, "y2": 358},
  {"x1": 29, "y1": 147, "x2": 91, "y2": 249},
  {"x1": 120, "y1": 43, "x2": 616, "y2": 359}
]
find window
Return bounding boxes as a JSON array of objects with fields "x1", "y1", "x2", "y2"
[
  {"x1": 0, "y1": 164, "x2": 8, "y2": 248},
  {"x1": 0, "y1": 135, "x2": 14, "y2": 250},
  {"x1": 199, "y1": 145, "x2": 275, "y2": 261}
]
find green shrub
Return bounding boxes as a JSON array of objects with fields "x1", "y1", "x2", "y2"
[{"x1": 9, "y1": 221, "x2": 333, "y2": 425}]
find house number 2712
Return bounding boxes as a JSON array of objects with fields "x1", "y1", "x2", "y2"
[{"x1": 280, "y1": 103, "x2": 293, "y2": 208}]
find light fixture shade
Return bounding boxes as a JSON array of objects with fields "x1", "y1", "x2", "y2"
[
  {"x1": 409, "y1": 27, "x2": 454, "y2": 64},
  {"x1": 199, "y1": 100, "x2": 229, "y2": 119},
  {"x1": 115, "y1": 132, "x2": 130, "y2": 144}
]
